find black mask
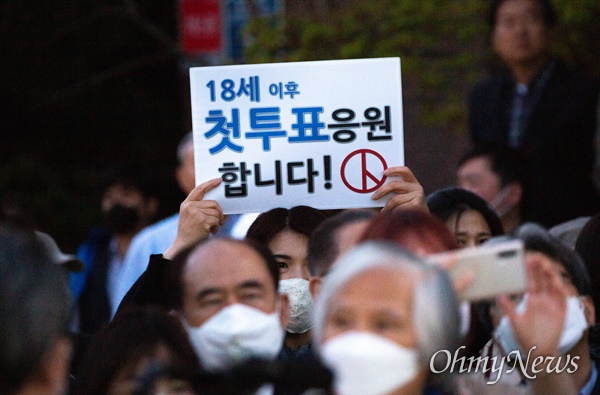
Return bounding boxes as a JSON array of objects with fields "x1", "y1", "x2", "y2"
[{"x1": 104, "y1": 204, "x2": 140, "y2": 235}]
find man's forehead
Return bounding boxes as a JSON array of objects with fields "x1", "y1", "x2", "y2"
[
  {"x1": 460, "y1": 156, "x2": 494, "y2": 174},
  {"x1": 497, "y1": 0, "x2": 544, "y2": 16},
  {"x1": 338, "y1": 265, "x2": 422, "y2": 303},
  {"x1": 105, "y1": 183, "x2": 142, "y2": 195},
  {"x1": 184, "y1": 239, "x2": 272, "y2": 286}
]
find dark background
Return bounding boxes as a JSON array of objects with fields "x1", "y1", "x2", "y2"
[{"x1": 1, "y1": 1, "x2": 189, "y2": 248}]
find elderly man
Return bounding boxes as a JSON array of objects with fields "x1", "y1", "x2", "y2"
[
  {"x1": 0, "y1": 224, "x2": 72, "y2": 395},
  {"x1": 116, "y1": 178, "x2": 289, "y2": 372},
  {"x1": 312, "y1": 241, "x2": 460, "y2": 395},
  {"x1": 115, "y1": 180, "x2": 334, "y2": 393},
  {"x1": 174, "y1": 237, "x2": 289, "y2": 372}
]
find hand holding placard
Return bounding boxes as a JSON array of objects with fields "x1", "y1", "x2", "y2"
[
  {"x1": 164, "y1": 178, "x2": 224, "y2": 259},
  {"x1": 371, "y1": 166, "x2": 429, "y2": 213}
]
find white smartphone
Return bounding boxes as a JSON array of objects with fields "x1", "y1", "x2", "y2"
[{"x1": 427, "y1": 239, "x2": 527, "y2": 301}]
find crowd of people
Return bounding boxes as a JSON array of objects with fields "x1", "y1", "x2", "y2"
[{"x1": 2, "y1": 0, "x2": 600, "y2": 394}]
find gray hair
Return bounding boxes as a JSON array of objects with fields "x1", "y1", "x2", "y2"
[
  {"x1": 312, "y1": 241, "x2": 460, "y2": 370},
  {"x1": 176, "y1": 131, "x2": 194, "y2": 165},
  {"x1": 0, "y1": 225, "x2": 72, "y2": 395}
]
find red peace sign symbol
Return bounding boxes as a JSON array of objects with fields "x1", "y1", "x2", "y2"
[{"x1": 340, "y1": 149, "x2": 388, "y2": 193}]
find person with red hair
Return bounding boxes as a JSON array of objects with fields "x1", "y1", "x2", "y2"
[
  {"x1": 359, "y1": 209, "x2": 491, "y2": 359},
  {"x1": 359, "y1": 209, "x2": 458, "y2": 256}
]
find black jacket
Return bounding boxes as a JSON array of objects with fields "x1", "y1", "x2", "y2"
[
  {"x1": 469, "y1": 60, "x2": 600, "y2": 228},
  {"x1": 116, "y1": 255, "x2": 334, "y2": 395}
]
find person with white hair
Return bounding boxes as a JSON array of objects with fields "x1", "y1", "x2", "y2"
[{"x1": 312, "y1": 241, "x2": 460, "y2": 395}]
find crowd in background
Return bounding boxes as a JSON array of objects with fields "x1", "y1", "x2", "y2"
[{"x1": 2, "y1": 0, "x2": 600, "y2": 394}]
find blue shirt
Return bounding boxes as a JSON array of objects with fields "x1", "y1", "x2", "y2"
[{"x1": 580, "y1": 361, "x2": 598, "y2": 395}]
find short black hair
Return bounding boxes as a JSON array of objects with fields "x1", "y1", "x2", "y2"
[
  {"x1": 307, "y1": 209, "x2": 376, "y2": 276},
  {"x1": 489, "y1": 0, "x2": 557, "y2": 29},
  {"x1": 458, "y1": 144, "x2": 527, "y2": 187}
]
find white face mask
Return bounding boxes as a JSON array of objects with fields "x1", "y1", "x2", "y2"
[
  {"x1": 320, "y1": 331, "x2": 420, "y2": 395},
  {"x1": 279, "y1": 278, "x2": 313, "y2": 334},
  {"x1": 494, "y1": 295, "x2": 588, "y2": 357},
  {"x1": 184, "y1": 303, "x2": 285, "y2": 372}
]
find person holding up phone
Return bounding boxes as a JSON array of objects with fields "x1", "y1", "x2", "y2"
[{"x1": 462, "y1": 223, "x2": 598, "y2": 394}]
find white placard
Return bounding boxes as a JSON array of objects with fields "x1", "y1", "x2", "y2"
[{"x1": 190, "y1": 57, "x2": 404, "y2": 214}]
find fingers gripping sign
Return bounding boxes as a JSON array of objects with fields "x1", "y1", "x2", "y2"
[
  {"x1": 164, "y1": 178, "x2": 224, "y2": 259},
  {"x1": 370, "y1": 166, "x2": 429, "y2": 213}
]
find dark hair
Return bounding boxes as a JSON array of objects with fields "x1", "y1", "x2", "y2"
[
  {"x1": 307, "y1": 209, "x2": 377, "y2": 276},
  {"x1": 245, "y1": 206, "x2": 328, "y2": 247},
  {"x1": 359, "y1": 210, "x2": 459, "y2": 254},
  {"x1": 426, "y1": 187, "x2": 505, "y2": 236},
  {"x1": 458, "y1": 144, "x2": 527, "y2": 187},
  {"x1": 489, "y1": 0, "x2": 557, "y2": 29},
  {"x1": 0, "y1": 224, "x2": 71, "y2": 395},
  {"x1": 102, "y1": 162, "x2": 159, "y2": 200},
  {"x1": 575, "y1": 213, "x2": 600, "y2": 344},
  {"x1": 575, "y1": 214, "x2": 600, "y2": 318},
  {"x1": 169, "y1": 238, "x2": 281, "y2": 310},
  {"x1": 516, "y1": 223, "x2": 592, "y2": 296},
  {"x1": 74, "y1": 307, "x2": 199, "y2": 395}
]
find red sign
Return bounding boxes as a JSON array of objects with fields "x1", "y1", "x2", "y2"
[{"x1": 179, "y1": 0, "x2": 222, "y2": 54}]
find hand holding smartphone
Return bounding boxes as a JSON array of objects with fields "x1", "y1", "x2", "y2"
[{"x1": 427, "y1": 240, "x2": 527, "y2": 301}]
